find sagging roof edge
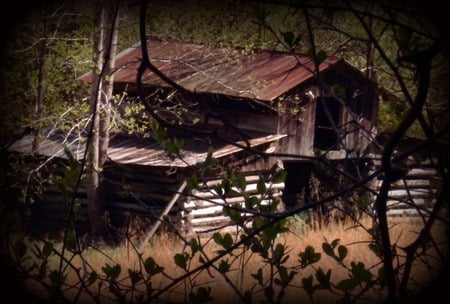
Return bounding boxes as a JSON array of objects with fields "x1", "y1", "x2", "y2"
[{"x1": 7, "y1": 133, "x2": 287, "y2": 168}]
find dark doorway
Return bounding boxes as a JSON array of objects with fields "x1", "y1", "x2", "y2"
[
  {"x1": 314, "y1": 97, "x2": 340, "y2": 150},
  {"x1": 282, "y1": 161, "x2": 313, "y2": 207}
]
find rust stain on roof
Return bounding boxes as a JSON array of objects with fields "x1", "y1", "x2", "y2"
[{"x1": 79, "y1": 37, "x2": 342, "y2": 102}]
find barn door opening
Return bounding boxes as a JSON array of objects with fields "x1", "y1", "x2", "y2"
[
  {"x1": 314, "y1": 97, "x2": 340, "y2": 150},
  {"x1": 281, "y1": 161, "x2": 313, "y2": 207}
]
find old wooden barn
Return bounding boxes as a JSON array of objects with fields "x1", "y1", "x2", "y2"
[{"x1": 7, "y1": 37, "x2": 441, "y2": 237}]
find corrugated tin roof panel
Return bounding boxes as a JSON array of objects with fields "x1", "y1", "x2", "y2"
[
  {"x1": 8, "y1": 134, "x2": 286, "y2": 168},
  {"x1": 79, "y1": 38, "x2": 342, "y2": 102},
  {"x1": 8, "y1": 135, "x2": 85, "y2": 160}
]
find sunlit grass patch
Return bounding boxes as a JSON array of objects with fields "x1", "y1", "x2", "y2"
[{"x1": 4, "y1": 214, "x2": 448, "y2": 303}]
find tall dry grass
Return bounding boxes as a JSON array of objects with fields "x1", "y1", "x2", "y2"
[{"x1": 19, "y1": 215, "x2": 448, "y2": 303}]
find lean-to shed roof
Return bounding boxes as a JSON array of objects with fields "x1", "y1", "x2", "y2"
[
  {"x1": 9, "y1": 133, "x2": 285, "y2": 168},
  {"x1": 79, "y1": 37, "x2": 342, "y2": 102}
]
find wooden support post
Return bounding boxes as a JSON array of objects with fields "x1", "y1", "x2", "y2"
[{"x1": 140, "y1": 180, "x2": 187, "y2": 250}]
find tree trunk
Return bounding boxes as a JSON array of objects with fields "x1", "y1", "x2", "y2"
[
  {"x1": 365, "y1": 15, "x2": 377, "y2": 83},
  {"x1": 86, "y1": 0, "x2": 120, "y2": 240},
  {"x1": 86, "y1": 3, "x2": 104, "y2": 238},
  {"x1": 99, "y1": 6, "x2": 119, "y2": 166},
  {"x1": 32, "y1": 14, "x2": 48, "y2": 154}
]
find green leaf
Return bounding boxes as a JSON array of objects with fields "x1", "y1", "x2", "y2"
[
  {"x1": 280, "y1": 254, "x2": 290, "y2": 264},
  {"x1": 227, "y1": 204, "x2": 243, "y2": 222},
  {"x1": 351, "y1": 262, "x2": 371, "y2": 283},
  {"x1": 272, "y1": 170, "x2": 287, "y2": 183},
  {"x1": 261, "y1": 225, "x2": 280, "y2": 247},
  {"x1": 128, "y1": 269, "x2": 142, "y2": 285},
  {"x1": 357, "y1": 195, "x2": 369, "y2": 208},
  {"x1": 277, "y1": 266, "x2": 288, "y2": 285},
  {"x1": 189, "y1": 287, "x2": 213, "y2": 303},
  {"x1": 316, "y1": 50, "x2": 327, "y2": 65},
  {"x1": 49, "y1": 269, "x2": 66, "y2": 287},
  {"x1": 281, "y1": 31, "x2": 302, "y2": 49},
  {"x1": 202, "y1": 146, "x2": 215, "y2": 167},
  {"x1": 253, "y1": 216, "x2": 266, "y2": 230},
  {"x1": 165, "y1": 140, "x2": 179, "y2": 157},
  {"x1": 331, "y1": 84, "x2": 346, "y2": 100},
  {"x1": 331, "y1": 239, "x2": 340, "y2": 248},
  {"x1": 274, "y1": 278, "x2": 282, "y2": 286},
  {"x1": 251, "y1": 268, "x2": 263, "y2": 284},
  {"x1": 413, "y1": 154, "x2": 422, "y2": 165},
  {"x1": 221, "y1": 179, "x2": 232, "y2": 195},
  {"x1": 257, "y1": 177, "x2": 266, "y2": 194},
  {"x1": 236, "y1": 172, "x2": 247, "y2": 191},
  {"x1": 273, "y1": 243, "x2": 285, "y2": 264},
  {"x1": 65, "y1": 231, "x2": 77, "y2": 252},
  {"x1": 174, "y1": 253, "x2": 189, "y2": 270},
  {"x1": 299, "y1": 245, "x2": 321, "y2": 267},
  {"x1": 336, "y1": 278, "x2": 359, "y2": 291},
  {"x1": 43, "y1": 242, "x2": 53, "y2": 258},
  {"x1": 214, "y1": 185, "x2": 223, "y2": 196},
  {"x1": 149, "y1": 118, "x2": 159, "y2": 133},
  {"x1": 173, "y1": 137, "x2": 185, "y2": 150},
  {"x1": 218, "y1": 259, "x2": 230, "y2": 273},
  {"x1": 213, "y1": 232, "x2": 223, "y2": 246},
  {"x1": 316, "y1": 268, "x2": 331, "y2": 289},
  {"x1": 337, "y1": 245, "x2": 348, "y2": 262},
  {"x1": 302, "y1": 275, "x2": 315, "y2": 296},
  {"x1": 186, "y1": 175, "x2": 198, "y2": 190},
  {"x1": 322, "y1": 242, "x2": 334, "y2": 257},
  {"x1": 88, "y1": 271, "x2": 98, "y2": 285},
  {"x1": 378, "y1": 266, "x2": 387, "y2": 286},
  {"x1": 222, "y1": 233, "x2": 233, "y2": 250},
  {"x1": 144, "y1": 257, "x2": 164, "y2": 276},
  {"x1": 226, "y1": 188, "x2": 241, "y2": 197},
  {"x1": 282, "y1": 31, "x2": 295, "y2": 47},
  {"x1": 245, "y1": 196, "x2": 260, "y2": 209},
  {"x1": 190, "y1": 238, "x2": 202, "y2": 255},
  {"x1": 101, "y1": 263, "x2": 122, "y2": 280}
]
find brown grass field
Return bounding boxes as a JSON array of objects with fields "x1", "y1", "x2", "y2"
[{"x1": 13, "y1": 214, "x2": 450, "y2": 303}]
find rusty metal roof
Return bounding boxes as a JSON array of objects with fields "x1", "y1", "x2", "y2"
[
  {"x1": 79, "y1": 37, "x2": 342, "y2": 102},
  {"x1": 107, "y1": 134, "x2": 285, "y2": 167},
  {"x1": 9, "y1": 133, "x2": 286, "y2": 168}
]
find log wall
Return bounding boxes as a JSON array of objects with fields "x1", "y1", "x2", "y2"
[
  {"x1": 371, "y1": 158, "x2": 442, "y2": 218},
  {"x1": 181, "y1": 174, "x2": 285, "y2": 236}
]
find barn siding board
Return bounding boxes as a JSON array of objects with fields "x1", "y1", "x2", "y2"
[
  {"x1": 301, "y1": 100, "x2": 317, "y2": 155},
  {"x1": 206, "y1": 111, "x2": 278, "y2": 134},
  {"x1": 277, "y1": 95, "x2": 316, "y2": 158}
]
